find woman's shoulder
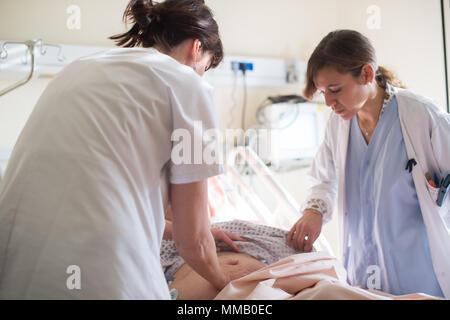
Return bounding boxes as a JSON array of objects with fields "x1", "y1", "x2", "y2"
[
  {"x1": 395, "y1": 88, "x2": 445, "y2": 117},
  {"x1": 395, "y1": 88, "x2": 449, "y2": 135},
  {"x1": 100, "y1": 47, "x2": 210, "y2": 90},
  {"x1": 153, "y1": 57, "x2": 214, "y2": 98}
]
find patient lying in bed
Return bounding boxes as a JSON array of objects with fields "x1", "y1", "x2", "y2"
[
  {"x1": 160, "y1": 219, "x2": 300, "y2": 300},
  {"x1": 161, "y1": 219, "x2": 441, "y2": 300}
]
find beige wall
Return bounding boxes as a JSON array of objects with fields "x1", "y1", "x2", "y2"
[
  {"x1": 208, "y1": 0, "x2": 339, "y2": 60},
  {"x1": 0, "y1": 0, "x2": 128, "y2": 46},
  {"x1": 335, "y1": 0, "x2": 447, "y2": 110}
]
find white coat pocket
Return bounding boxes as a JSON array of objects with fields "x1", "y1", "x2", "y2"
[
  {"x1": 423, "y1": 173, "x2": 440, "y2": 202},
  {"x1": 424, "y1": 174, "x2": 450, "y2": 229},
  {"x1": 426, "y1": 181, "x2": 440, "y2": 203}
]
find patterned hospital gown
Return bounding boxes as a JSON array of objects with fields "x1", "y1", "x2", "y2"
[{"x1": 160, "y1": 220, "x2": 305, "y2": 278}]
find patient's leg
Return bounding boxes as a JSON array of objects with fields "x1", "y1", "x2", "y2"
[{"x1": 169, "y1": 251, "x2": 265, "y2": 300}]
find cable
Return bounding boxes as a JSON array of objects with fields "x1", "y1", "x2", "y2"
[
  {"x1": 240, "y1": 63, "x2": 248, "y2": 131},
  {"x1": 227, "y1": 64, "x2": 239, "y2": 128}
]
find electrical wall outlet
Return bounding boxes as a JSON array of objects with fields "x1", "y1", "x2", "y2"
[
  {"x1": 238, "y1": 62, "x2": 254, "y2": 72},
  {"x1": 231, "y1": 61, "x2": 254, "y2": 73},
  {"x1": 231, "y1": 61, "x2": 253, "y2": 72}
]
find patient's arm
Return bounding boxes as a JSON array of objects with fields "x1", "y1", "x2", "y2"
[
  {"x1": 164, "y1": 207, "x2": 245, "y2": 250},
  {"x1": 169, "y1": 251, "x2": 266, "y2": 300}
]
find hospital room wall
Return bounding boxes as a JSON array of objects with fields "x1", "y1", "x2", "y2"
[
  {"x1": 0, "y1": 0, "x2": 128, "y2": 46},
  {"x1": 209, "y1": 0, "x2": 447, "y2": 132},
  {"x1": 335, "y1": 0, "x2": 447, "y2": 111}
]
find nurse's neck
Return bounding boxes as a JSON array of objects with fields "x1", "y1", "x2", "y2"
[
  {"x1": 154, "y1": 41, "x2": 195, "y2": 68},
  {"x1": 357, "y1": 83, "x2": 386, "y2": 125}
]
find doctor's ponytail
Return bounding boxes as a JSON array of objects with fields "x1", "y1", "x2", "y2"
[
  {"x1": 375, "y1": 66, "x2": 405, "y2": 90},
  {"x1": 110, "y1": 0, "x2": 223, "y2": 69},
  {"x1": 304, "y1": 30, "x2": 406, "y2": 99}
]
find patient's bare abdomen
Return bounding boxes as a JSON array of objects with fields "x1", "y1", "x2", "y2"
[{"x1": 169, "y1": 252, "x2": 265, "y2": 300}]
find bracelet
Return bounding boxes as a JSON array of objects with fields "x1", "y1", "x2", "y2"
[{"x1": 301, "y1": 199, "x2": 327, "y2": 217}]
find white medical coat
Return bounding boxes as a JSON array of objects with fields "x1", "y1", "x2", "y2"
[
  {"x1": 305, "y1": 88, "x2": 450, "y2": 298},
  {"x1": 0, "y1": 48, "x2": 222, "y2": 299}
]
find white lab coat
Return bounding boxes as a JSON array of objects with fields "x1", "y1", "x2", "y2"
[
  {"x1": 305, "y1": 88, "x2": 450, "y2": 298},
  {"x1": 0, "y1": 48, "x2": 222, "y2": 299}
]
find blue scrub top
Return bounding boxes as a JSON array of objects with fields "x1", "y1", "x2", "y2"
[{"x1": 344, "y1": 96, "x2": 443, "y2": 297}]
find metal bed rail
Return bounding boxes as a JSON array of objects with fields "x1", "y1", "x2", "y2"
[{"x1": 225, "y1": 146, "x2": 334, "y2": 255}]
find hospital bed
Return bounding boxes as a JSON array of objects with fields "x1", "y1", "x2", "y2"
[{"x1": 207, "y1": 146, "x2": 333, "y2": 256}]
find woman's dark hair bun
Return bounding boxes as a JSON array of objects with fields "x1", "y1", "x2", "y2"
[
  {"x1": 130, "y1": 0, "x2": 154, "y2": 29},
  {"x1": 110, "y1": 0, "x2": 223, "y2": 69}
]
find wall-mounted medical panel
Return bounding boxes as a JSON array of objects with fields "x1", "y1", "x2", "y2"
[{"x1": 204, "y1": 55, "x2": 307, "y2": 88}]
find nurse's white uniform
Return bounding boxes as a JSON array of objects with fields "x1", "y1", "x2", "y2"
[{"x1": 0, "y1": 48, "x2": 222, "y2": 299}]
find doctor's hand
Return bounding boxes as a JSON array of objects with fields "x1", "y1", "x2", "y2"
[
  {"x1": 286, "y1": 209, "x2": 323, "y2": 252},
  {"x1": 211, "y1": 228, "x2": 246, "y2": 253}
]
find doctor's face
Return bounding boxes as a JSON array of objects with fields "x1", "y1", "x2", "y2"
[{"x1": 314, "y1": 66, "x2": 370, "y2": 120}]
